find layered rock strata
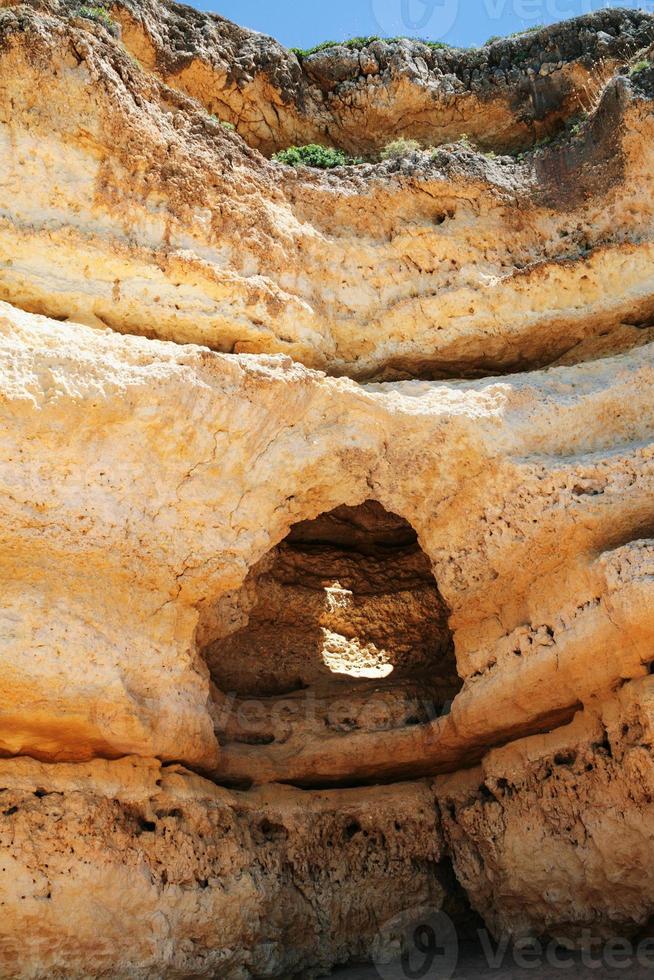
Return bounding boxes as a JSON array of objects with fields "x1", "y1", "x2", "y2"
[
  {"x1": 1, "y1": 1, "x2": 654, "y2": 976},
  {"x1": 1, "y1": 3, "x2": 654, "y2": 382}
]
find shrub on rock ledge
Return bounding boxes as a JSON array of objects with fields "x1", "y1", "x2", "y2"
[
  {"x1": 273, "y1": 144, "x2": 350, "y2": 169},
  {"x1": 380, "y1": 137, "x2": 421, "y2": 160}
]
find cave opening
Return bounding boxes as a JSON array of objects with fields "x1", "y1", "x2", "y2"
[{"x1": 200, "y1": 501, "x2": 461, "y2": 771}]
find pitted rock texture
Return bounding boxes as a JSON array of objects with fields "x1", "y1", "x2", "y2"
[
  {"x1": 1, "y1": 4, "x2": 654, "y2": 381},
  {"x1": 437, "y1": 677, "x2": 654, "y2": 941},
  {"x1": 1, "y1": 0, "x2": 654, "y2": 976},
  {"x1": 0, "y1": 757, "x2": 448, "y2": 978},
  {"x1": 5, "y1": 302, "x2": 654, "y2": 785}
]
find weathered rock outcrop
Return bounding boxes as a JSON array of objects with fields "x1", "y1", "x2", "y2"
[
  {"x1": 2, "y1": 0, "x2": 654, "y2": 976},
  {"x1": 0, "y1": 756, "x2": 448, "y2": 978},
  {"x1": 109, "y1": 2, "x2": 654, "y2": 156},
  {"x1": 2, "y1": 3, "x2": 654, "y2": 383},
  {"x1": 438, "y1": 677, "x2": 654, "y2": 941}
]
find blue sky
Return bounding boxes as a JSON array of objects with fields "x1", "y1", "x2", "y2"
[{"x1": 195, "y1": 0, "x2": 651, "y2": 49}]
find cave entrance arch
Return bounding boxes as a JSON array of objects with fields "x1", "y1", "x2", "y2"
[{"x1": 202, "y1": 501, "x2": 461, "y2": 749}]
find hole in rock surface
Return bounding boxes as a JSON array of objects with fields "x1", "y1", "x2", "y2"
[{"x1": 202, "y1": 501, "x2": 461, "y2": 750}]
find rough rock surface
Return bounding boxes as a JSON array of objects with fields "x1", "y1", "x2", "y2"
[
  {"x1": 0, "y1": 756, "x2": 448, "y2": 978},
  {"x1": 1, "y1": 0, "x2": 654, "y2": 976},
  {"x1": 438, "y1": 677, "x2": 654, "y2": 941},
  {"x1": 1, "y1": 3, "x2": 654, "y2": 381}
]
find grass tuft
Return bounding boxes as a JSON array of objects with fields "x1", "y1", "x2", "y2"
[
  {"x1": 74, "y1": 4, "x2": 118, "y2": 35},
  {"x1": 629, "y1": 59, "x2": 651, "y2": 77}
]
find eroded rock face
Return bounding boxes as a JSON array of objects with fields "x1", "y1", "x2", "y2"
[
  {"x1": 1, "y1": 0, "x2": 654, "y2": 975},
  {"x1": 204, "y1": 501, "x2": 456, "y2": 696},
  {"x1": 204, "y1": 500, "x2": 460, "y2": 789},
  {"x1": 438, "y1": 678, "x2": 654, "y2": 940},
  {"x1": 1, "y1": 4, "x2": 654, "y2": 383},
  {"x1": 0, "y1": 757, "x2": 448, "y2": 978},
  {"x1": 108, "y1": 2, "x2": 654, "y2": 156}
]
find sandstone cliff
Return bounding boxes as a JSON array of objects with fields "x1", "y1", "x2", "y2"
[{"x1": 1, "y1": 0, "x2": 654, "y2": 976}]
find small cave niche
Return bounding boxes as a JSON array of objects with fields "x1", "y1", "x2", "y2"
[{"x1": 201, "y1": 501, "x2": 461, "y2": 721}]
